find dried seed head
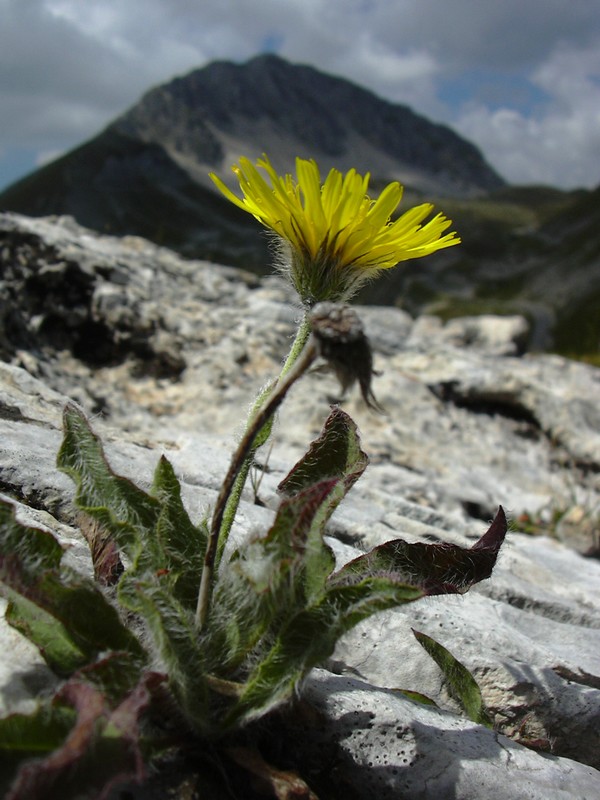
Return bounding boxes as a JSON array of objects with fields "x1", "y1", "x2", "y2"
[{"x1": 309, "y1": 303, "x2": 382, "y2": 411}]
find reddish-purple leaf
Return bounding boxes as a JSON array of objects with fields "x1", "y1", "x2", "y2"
[
  {"x1": 7, "y1": 670, "x2": 164, "y2": 800},
  {"x1": 471, "y1": 505, "x2": 507, "y2": 554},
  {"x1": 278, "y1": 406, "x2": 368, "y2": 498},
  {"x1": 329, "y1": 507, "x2": 508, "y2": 594},
  {"x1": 7, "y1": 682, "x2": 105, "y2": 800},
  {"x1": 79, "y1": 515, "x2": 123, "y2": 586}
]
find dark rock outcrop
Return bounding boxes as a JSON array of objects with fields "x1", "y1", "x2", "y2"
[{"x1": 116, "y1": 54, "x2": 503, "y2": 195}]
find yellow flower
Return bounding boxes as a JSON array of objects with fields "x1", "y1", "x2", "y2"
[{"x1": 210, "y1": 155, "x2": 460, "y2": 305}]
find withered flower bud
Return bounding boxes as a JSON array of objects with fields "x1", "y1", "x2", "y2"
[{"x1": 309, "y1": 303, "x2": 382, "y2": 411}]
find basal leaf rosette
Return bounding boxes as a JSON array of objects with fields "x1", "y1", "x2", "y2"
[{"x1": 210, "y1": 155, "x2": 460, "y2": 304}]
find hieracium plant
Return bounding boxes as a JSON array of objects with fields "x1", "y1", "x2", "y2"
[{"x1": 0, "y1": 155, "x2": 507, "y2": 798}]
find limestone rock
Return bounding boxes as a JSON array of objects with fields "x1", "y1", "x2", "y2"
[
  {"x1": 297, "y1": 669, "x2": 600, "y2": 800},
  {"x1": 1, "y1": 212, "x2": 599, "y2": 797}
]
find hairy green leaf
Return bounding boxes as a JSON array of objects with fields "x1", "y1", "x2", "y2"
[
  {"x1": 57, "y1": 406, "x2": 220, "y2": 730},
  {"x1": 209, "y1": 479, "x2": 343, "y2": 674},
  {"x1": 57, "y1": 404, "x2": 161, "y2": 558},
  {"x1": 151, "y1": 455, "x2": 207, "y2": 609},
  {"x1": 255, "y1": 479, "x2": 340, "y2": 601},
  {"x1": 0, "y1": 705, "x2": 76, "y2": 756},
  {"x1": 117, "y1": 573, "x2": 211, "y2": 733},
  {"x1": 0, "y1": 502, "x2": 63, "y2": 573},
  {"x1": 224, "y1": 577, "x2": 424, "y2": 729},
  {"x1": 5, "y1": 597, "x2": 87, "y2": 676},
  {"x1": 3, "y1": 569, "x2": 145, "y2": 672},
  {"x1": 4, "y1": 671, "x2": 162, "y2": 800},
  {"x1": 330, "y1": 507, "x2": 508, "y2": 594},
  {"x1": 0, "y1": 500, "x2": 145, "y2": 672},
  {"x1": 0, "y1": 502, "x2": 85, "y2": 673},
  {"x1": 276, "y1": 407, "x2": 369, "y2": 599},
  {"x1": 278, "y1": 406, "x2": 368, "y2": 497},
  {"x1": 59, "y1": 406, "x2": 207, "y2": 613},
  {"x1": 412, "y1": 629, "x2": 493, "y2": 727}
]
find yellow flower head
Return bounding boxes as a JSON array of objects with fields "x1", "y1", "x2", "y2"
[{"x1": 210, "y1": 155, "x2": 460, "y2": 305}]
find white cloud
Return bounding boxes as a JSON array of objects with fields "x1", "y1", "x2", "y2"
[
  {"x1": 1, "y1": 0, "x2": 600, "y2": 189},
  {"x1": 455, "y1": 41, "x2": 600, "y2": 187},
  {"x1": 330, "y1": 38, "x2": 440, "y2": 110},
  {"x1": 35, "y1": 148, "x2": 63, "y2": 166},
  {"x1": 366, "y1": 0, "x2": 600, "y2": 71}
]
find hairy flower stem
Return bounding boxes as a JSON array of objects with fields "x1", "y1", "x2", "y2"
[
  {"x1": 215, "y1": 314, "x2": 312, "y2": 559},
  {"x1": 195, "y1": 323, "x2": 316, "y2": 630}
]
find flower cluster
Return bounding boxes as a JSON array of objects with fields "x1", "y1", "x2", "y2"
[{"x1": 211, "y1": 155, "x2": 460, "y2": 305}]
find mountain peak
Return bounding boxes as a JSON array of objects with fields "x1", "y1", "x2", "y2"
[
  {"x1": 114, "y1": 54, "x2": 504, "y2": 196},
  {"x1": 0, "y1": 54, "x2": 504, "y2": 268}
]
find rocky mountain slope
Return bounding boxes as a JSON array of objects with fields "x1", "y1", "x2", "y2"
[
  {"x1": 394, "y1": 183, "x2": 600, "y2": 359},
  {"x1": 114, "y1": 53, "x2": 503, "y2": 196},
  {"x1": 0, "y1": 54, "x2": 502, "y2": 269},
  {"x1": 1, "y1": 212, "x2": 599, "y2": 797},
  {"x1": 1, "y1": 55, "x2": 598, "y2": 359}
]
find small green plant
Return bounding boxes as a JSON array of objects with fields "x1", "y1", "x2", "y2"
[{"x1": 0, "y1": 156, "x2": 506, "y2": 799}]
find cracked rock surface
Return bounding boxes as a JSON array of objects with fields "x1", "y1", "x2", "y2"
[
  {"x1": 296, "y1": 670, "x2": 600, "y2": 800},
  {"x1": 1, "y1": 212, "x2": 599, "y2": 797}
]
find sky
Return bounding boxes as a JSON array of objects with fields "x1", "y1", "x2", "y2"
[{"x1": 1, "y1": 0, "x2": 600, "y2": 192}]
